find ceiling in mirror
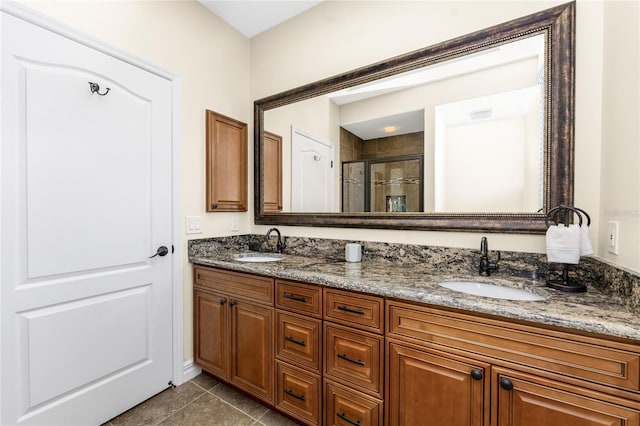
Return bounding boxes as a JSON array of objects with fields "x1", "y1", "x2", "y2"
[{"x1": 255, "y1": 2, "x2": 575, "y2": 233}]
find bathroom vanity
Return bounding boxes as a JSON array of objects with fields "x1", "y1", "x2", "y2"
[{"x1": 191, "y1": 248, "x2": 640, "y2": 426}]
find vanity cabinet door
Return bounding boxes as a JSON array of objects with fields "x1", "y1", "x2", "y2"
[
  {"x1": 230, "y1": 298, "x2": 274, "y2": 404},
  {"x1": 492, "y1": 368, "x2": 640, "y2": 426},
  {"x1": 386, "y1": 339, "x2": 489, "y2": 426},
  {"x1": 194, "y1": 289, "x2": 229, "y2": 380}
]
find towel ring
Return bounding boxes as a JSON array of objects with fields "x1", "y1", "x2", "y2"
[
  {"x1": 544, "y1": 205, "x2": 583, "y2": 228},
  {"x1": 545, "y1": 204, "x2": 589, "y2": 293}
]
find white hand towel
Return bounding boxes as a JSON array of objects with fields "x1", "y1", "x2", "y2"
[
  {"x1": 546, "y1": 224, "x2": 581, "y2": 264},
  {"x1": 580, "y1": 224, "x2": 594, "y2": 256}
]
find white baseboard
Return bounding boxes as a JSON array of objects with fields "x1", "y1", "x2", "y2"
[{"x1": 182, "y1": 359, "x2": 202, "y2": 383}]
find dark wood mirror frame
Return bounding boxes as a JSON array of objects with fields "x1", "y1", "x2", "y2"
[{"x1": 254, "y1": 2, "x2": 574, "y2": 234}]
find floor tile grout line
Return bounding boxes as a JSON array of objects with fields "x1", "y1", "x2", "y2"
[
  {"x1": 203, "y1": 389, "x2": 267, "y2": 423},
  {"x1": 145, "y1": 383, "x2": 211, "y2": 426},
  {"x1": 152, "y1": 391, "x2": 211, "y2": 426}
]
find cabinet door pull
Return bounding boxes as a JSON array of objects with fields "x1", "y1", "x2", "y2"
[
  {"x1": 284, "y1": 293, "x2": 307, "y2": 303},
  {"x1": 337, "y1": 412, "x2": 362, "y2": 426},
  {"x1": 284, "y1": 335, "x2": 306, "y2": 346},
  {"x1": 229, "y1": 300, "x2": 237, "y2": 308},
  {"x1": 337, "y1": 305, "x2": 365, "y2": 315},
  {"x1": 219, "y1": 298, "x2": 226, "y2": 305},
  {"x1": 470, "y1": 369, "x2": 483, "y2": 380},
  {"x1": 284, "y1": 389, "x2": 306, "y2": 401},
  {"x1": 338, "y1": 353, "x2": 365, "y2": 366},
  {"x1": 500, "y1": 378, "x2": 514, "y2": 391}
]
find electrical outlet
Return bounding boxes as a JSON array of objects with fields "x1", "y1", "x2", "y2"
[
  {"x1": 185, "y1": 216, "x2": 202, "y2": 234},
  {"x1": 607, "y1": 221, "x2": 619, "y2": 255}
]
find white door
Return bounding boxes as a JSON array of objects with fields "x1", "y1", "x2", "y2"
[
  {"x1": 1, "y1": 10, "x2": 174, "y2": 426},
  {"x1": 291, "y1": 127, "x2": 335, "y2": 212}
]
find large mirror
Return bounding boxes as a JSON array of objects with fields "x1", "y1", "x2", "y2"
[{"x1": 255, "y1": 2, "x2": 574, "y2": 233}]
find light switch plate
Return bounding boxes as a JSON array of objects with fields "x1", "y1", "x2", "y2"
[{"x1": 186, "y1": 215, "x2": 202, "y2": 234}]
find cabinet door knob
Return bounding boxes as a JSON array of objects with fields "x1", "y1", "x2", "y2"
[
  {"x1": 219, "y1": 298, "x2": 226, "y2": 305},
  {"x1": 470, "y1": 369, "x2": 483, "y2": 380},
  {"x1": 229, "y1": 300, "x2": 237, "y2": 307},
  {"x1": 212, "y1": 203, "x2": 218, "y2": 209},
  {"x1": 500, "y1": 378, "x2": 514, "y2": 391}
]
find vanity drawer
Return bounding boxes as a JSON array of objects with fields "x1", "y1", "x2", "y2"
[
  {"x1": 193, "y1": 266, "x2": 273, "y2": 305},
  {"x1": 324, "y1": 323, "x2": 384, "y2": 398},
  {"x1": 275, "y1": 361, "x2": 321, "y2": 425},
  {"x1": 276, "y1": 310, "x2": 322, "y2": 372},
  {"x1": 325, "y1": 379, "x2": 383, "y2": 426},
  {"x1": 387, "y1": 300, "x2": 640, "y2": 392},
  {"x1": 324, "y1": 288, "x2": 384, "y2": 333},
  {"x1": 276, "y1": 280, "x2": 322, "y2": 318}
]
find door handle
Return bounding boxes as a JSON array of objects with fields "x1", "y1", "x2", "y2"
[{"x1": 149, "y1": 246, "x2": 169, "y2": 258}]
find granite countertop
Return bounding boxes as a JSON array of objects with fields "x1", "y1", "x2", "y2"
[{"x1": 191, "y1": 251, "x2": 640, "y2": 343}]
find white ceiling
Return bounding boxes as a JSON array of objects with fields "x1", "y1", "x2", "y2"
[{"x1": 199, "y1": 0, "x2": 323, "y2": 38}]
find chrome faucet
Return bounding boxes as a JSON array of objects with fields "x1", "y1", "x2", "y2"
[
  {"x1": 479, "y1": 236, "x2": 500, "y2": 276},
  {"x1": 265, "y1": 228, "x2": 285, "y2": 254}
]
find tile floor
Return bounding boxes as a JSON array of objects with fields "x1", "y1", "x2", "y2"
[{"x1": 102, "y1": 374, "x2": 301, "y2": 426}]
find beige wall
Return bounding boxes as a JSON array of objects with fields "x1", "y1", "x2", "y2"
[
  {"x1": 19, "y1": 0, "x2": 252, "y2": 363},
  {"x1": 250, "y1": 0, "x2": 640, "y2": 273},
  {"x1": 598, "y1": 0, "x2": 640, "y2": 270}
]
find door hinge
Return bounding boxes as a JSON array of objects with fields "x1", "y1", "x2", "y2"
[
  {"x1": 172, "y1": 245, "x2": 174, "y2": 254},
  {"x1": 331, "y1": 160, "x2": 334, "y2": 168}
]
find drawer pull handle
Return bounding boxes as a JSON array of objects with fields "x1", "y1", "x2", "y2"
[
  {"x1": 337, "y1": 413, "x2": 361, "y2": 426},
  {"x1": 284, "y1": 293, "x2": 307, "y2": 303},
  {"x1": 470, "y1": 369, "x2": 483, "y2": 380},
  {"x1": 284, "y1": 336, "x2": 306, "y2": 347},
  {"x1": 284, "y1": 389, "x2": 306, "y2": 401},
  {"x1": 338, "y1": 353, "x2": 365, "y2": 366},
  {"x1": 337, "y1": 305, "x2": 365, "y2": 315},
  {"x1": 500, "y1": 378, "x2": 514, "y2": 391}
]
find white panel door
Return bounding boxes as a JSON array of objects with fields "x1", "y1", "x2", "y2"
[
  {"x1": 291, "y1": 127, "x2": 334, "y2": 212},
  {"x1": 1, "y1": 11, "x2": 174, "y2": 426}
]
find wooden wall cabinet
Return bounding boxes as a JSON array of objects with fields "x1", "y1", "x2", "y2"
[
  {"x1": 205, "y1": 110, "x2": 247, "y2": 212},
  {"x1": 193, "y1": 266, "x2": 274, "y2": 404},
  {"x1": 263, "y1": 131, "x2": 282, "y2": 212}
]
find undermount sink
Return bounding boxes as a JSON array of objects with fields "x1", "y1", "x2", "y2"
[
  {"x1": 234, "y1": 253, "x2": 283, "y2": 262},
  {"x1": 439, "y1": 281, "x2": 546, "y2": 301}
]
